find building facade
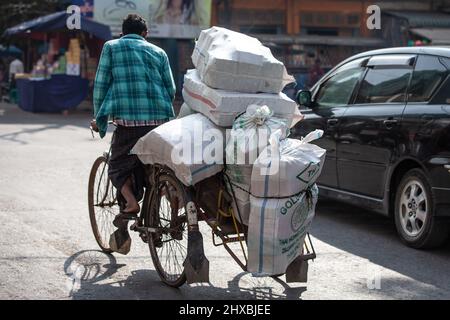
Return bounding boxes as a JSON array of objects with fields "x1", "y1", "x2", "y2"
[{"x1": 211, "y1": 0, "x2": 450, "y2": 89}]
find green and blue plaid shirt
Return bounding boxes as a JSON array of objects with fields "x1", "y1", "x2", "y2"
[{"x1": 94, "y1": 34, "x2": 176, "y2": 137}]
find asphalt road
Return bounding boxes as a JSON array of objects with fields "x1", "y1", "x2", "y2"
[{"x1": 1, "y1": 102, "x2": 450, "y2": 300}]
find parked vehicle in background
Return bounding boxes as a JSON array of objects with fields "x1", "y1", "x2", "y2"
[{"x1": 293, "y1": 47, "x2": 450, "y2": 249}]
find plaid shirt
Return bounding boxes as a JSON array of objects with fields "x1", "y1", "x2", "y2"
[{"x1": 94, "y1": 34, "x2": 176, "y2": 138}]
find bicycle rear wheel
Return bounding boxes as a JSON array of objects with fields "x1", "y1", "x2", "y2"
[
  {"x1": 88, "y1": 156, "x2": 119, "y2": 253},
  {"x1": 146, "y1": 173, "x2": 188, "y2": 287}
]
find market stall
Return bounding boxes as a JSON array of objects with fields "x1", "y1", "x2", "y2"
[{"x1": 2, "y1": 11, "x2": 112, "y2": 113}]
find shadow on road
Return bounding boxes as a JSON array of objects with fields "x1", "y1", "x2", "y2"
[
  {"x1": 0, "y1": 102, "x2": 92, "y2": 127},
  {"x1": 64, "y1": 250, "x2": 307, "y2": 300},
  {"x1": 0, "y1": 123, "x2": 65, "y2": 144},
  {"x1": 0, "y1": 102, "x2": 100, "y2": 145},
  {"x1": 312, "y1": 198, "x2": 450, "y2": 293}
]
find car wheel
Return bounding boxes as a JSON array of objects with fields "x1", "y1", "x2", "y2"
[{"x1": 394, "y1": 168, "x2": 448, "y2": 249}]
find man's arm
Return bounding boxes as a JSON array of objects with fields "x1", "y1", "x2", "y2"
[
  {"x1": 160, "y1": 52, "x2": 176, "y2": 101},
  {"x1": 93, "y1": 43, "x2": 113, "y2": 117}
]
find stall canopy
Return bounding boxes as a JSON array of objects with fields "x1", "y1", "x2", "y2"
[
  {"x1": 2, "y1": 11, "x2": 112, "y2": 41},
  {"x1": 410, "y1": 28, "x2": 450, "y2": 46}
]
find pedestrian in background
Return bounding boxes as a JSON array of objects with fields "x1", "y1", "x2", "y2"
[{"x1": 9, "y1": 56, "x2": 24, "y2": 83}]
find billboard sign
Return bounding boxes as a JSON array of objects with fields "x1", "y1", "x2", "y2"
[
  {"x1": 72, "y1": 0, "x2": 94, "y2": 18},
  {"x1": 82, "y1": 0, "x2": 211, "y2": 38}
]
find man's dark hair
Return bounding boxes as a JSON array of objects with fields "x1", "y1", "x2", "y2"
[{"x1": 122, "y1": 14, "x2": 147, "y2": 36}]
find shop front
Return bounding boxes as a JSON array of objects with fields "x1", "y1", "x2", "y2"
[{"x1": 3, "y1": 11, "x2": 112, "y2": 113}]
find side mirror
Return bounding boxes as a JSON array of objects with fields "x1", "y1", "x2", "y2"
[{"x1": 296, "y1": 90, "x2": 313, "y2": 108}]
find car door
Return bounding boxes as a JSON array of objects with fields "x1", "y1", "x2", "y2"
[
  {"x1": 291, "y1": 58, "x2": 367, "y2": 188},
  {"x1": 336, "y1": 54, "x2": 415, "y2": 198},
  {"x1": 402, "y1": 54, "x2": 450, "y2": 188}
]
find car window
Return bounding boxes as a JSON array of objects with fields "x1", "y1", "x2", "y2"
[
  {"x1": 355, "y1": 67, "x2": 412, "y2": 104},
  {"x1": 408, "y1": 55, "x2": 448, "y2": 102},
  {"x1": 315, "y1": 65, "x2": 364, "y2": 108}
]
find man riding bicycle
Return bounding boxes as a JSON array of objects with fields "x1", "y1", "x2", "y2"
[{"x1": 91, "y1": 14, "x2": 176, "y2": 216}]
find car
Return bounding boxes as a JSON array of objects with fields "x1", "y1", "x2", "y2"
[{"x1": 292, "y1": 47, "x2": 450, "y2": 249}]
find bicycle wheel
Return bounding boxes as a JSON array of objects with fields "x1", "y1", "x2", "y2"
[
  {"x1": 146, "y1": 173, "x2": 188, "y2": 287},
  {"x1": 88, "y1": 156, "x2": 119, "y2": 253}
]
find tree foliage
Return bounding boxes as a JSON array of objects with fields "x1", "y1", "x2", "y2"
[{"x1": 0, "y1": 0, "x2": 71, "y2": 36}]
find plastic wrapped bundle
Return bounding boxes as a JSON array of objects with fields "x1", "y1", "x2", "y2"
[
  {"x1": 246, "y1": 129, "x2": 325, "y2": 275},
  {"x1": 192, "y1": 27, "x2": 295, "y2": 93},
  {"x1": 182, "y1": 69, "x2": 298, "y2": 127},
  {"x1": 131, "y1": 114, "x2": 225, "y2": 186},
  {"x1": 251, "y1": 130, "x2": 326, "y2": 198}
]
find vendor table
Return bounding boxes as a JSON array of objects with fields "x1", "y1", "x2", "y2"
[{"x1": 16, "y1": 75, "x2": 89, "y2": 113}]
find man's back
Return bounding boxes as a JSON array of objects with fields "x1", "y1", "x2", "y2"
[
  {"x1": 94, "y1": 34, "x2": 176, "y2": 137},
  {"x1": 91, "y1": 14, "x2": 176, "y2": 218}
]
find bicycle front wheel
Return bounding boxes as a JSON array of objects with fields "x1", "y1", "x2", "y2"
[
  {"x1": 88, "y1": 156, "x2": 119, "y2": 253},
  {"x1": 145, "y1": 173, "x2": 188, "y2": 288}
]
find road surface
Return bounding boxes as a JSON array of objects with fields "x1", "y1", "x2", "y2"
[{"x1": 1, "y1": 102, "x2": 450, "y2": 300}]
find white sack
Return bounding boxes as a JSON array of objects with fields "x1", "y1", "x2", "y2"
[
  {"x1": 247, "y1": 184, "x2": 319, "y2": 276},
  {"x1": 182, "y1": 69, "x2": 298, "y2": 127},
  {"x1": 192, "y1": 27, "x2": 295, "y2": 94},
  {"x1": 131, "y1": 114, "x2": 224, "y2": 186},
  {"x1": 225, "y1": 105, "x2": 292, "y2": 225},
  {"x1": 251, "y1": 130, "x2": 326, "y2": 198},
  {"x1": 177, "y1": 103, "x2": 197, "y2": 119}
]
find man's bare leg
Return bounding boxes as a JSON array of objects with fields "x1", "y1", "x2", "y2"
[{"x1": 120, "y1": 177, "x2": 140, "y2": 214}]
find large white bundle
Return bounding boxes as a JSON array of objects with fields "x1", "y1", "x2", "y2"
[
  {"x1": 251, "y1": 130, "x2": 326, "y2": 198},
  {"x1": 182, "y1": 69, "x2": 298, "y2": 127},
  {"x1": 192, "y1": 27, "x2": 295, "y2": 93},
  {"x1": 247, "y1": 184, "x2": 319, "y2": 276},
  {"x1": 131, "y1": 114, "x2": 224, "y2": 186}
]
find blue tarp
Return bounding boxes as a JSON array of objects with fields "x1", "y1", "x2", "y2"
[
  {"x1": 16, "y1": 75, "x2": 89, "y2": 113},
  {"x1": 2, "y1": 11, "x2": 112, "y2": 41}
]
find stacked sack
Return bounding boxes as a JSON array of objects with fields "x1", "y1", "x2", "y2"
[
  {"x1": 134, "y1": 25, "x2": 301, "y2": 188},
  {"x1": 182, "y1": 26, "x2": 303, "y2": 220},
  {"x1": 247, "y1": 130, "x2": 326, "y2": 276},
  {"x1": 182, "y1": 26, "x2": 300, "y2": 128},
  {"x1": 185, "y1": 27, "x2": 326, "y2": 276},
  {"x1": 131, "y1": 113, "x2": 225, "y2": 186},
  {"x1": 132, "y1": 26, "x2": 326, "y2": 277}
]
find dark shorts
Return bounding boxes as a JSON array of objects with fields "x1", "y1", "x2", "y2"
[{"x1": 108, "y1": 125, "x2": 156, "y2": 202}]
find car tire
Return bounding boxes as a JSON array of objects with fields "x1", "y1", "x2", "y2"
[{"x1": 394, "y1": 168, "x2": 448, "y2": 249}]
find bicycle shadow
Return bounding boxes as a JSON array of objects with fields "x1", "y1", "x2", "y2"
[{"x1": 65, "y1": 250, "x2": 306, "y2": 300}]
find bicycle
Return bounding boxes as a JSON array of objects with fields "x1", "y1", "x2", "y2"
[
  {"x1": 88, "y1": 125, "x2": 317, "y2": 288},
  {"x1": 88, "y1": 126, "x2": 189, "y2": 286}
]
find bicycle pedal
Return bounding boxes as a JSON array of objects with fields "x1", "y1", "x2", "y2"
[
  {"x1": 113, "y1": 214, "x2": 137, "y2": 229},
  {"x1": 139, "y1": 232, "x2": 149, "y2": 244}
]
